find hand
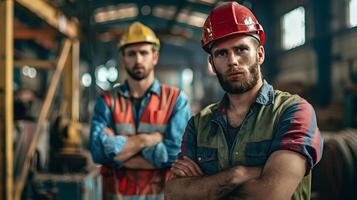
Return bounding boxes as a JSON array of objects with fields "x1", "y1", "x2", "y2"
[
  {"x1": 103, "y1": 127, "x2": 115, "y2": 136},
  {"x1": 139, "y1": 132, "x2": 164, "y2": 147},
  {"x1": 171, "y1": 156, "x2": 204, "y2": 177}
]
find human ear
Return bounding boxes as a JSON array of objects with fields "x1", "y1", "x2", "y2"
[
  {"x1": 257, "y1": 45, "x2": 265, "y2": 65},
  {"x1": 208, "y1": 55, "x2": 217, "y2": 73}
]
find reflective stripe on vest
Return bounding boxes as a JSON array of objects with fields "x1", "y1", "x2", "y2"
[{"x1": 101, "y1": 84, "x2": 179, "y2": 198}]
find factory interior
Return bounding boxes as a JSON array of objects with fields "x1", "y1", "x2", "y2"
[{"x1": 1, "y1": 0, "x2": 357, "y2": 199}]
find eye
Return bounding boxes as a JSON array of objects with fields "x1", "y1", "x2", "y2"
[
  {"x1": 213, "y1": 50, "x2": 227, "y2": 58},
  {"x1": 126, "y1": 51, "x2": 136, "y2": 57},
  {"x1": 234, "y1": 47, "x2": 249, "y2": 54},
  {"x1": 140, "y1": 50, "x2": 149, "y2": 56}
]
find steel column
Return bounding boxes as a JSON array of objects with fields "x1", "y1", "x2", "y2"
[{"x1": 0, "y1": 0, "x2": 14, "y2": 199}]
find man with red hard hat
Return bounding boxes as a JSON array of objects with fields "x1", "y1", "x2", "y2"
[{"x1": 165, "y1": 2, "x2": 323, "y2": 200}]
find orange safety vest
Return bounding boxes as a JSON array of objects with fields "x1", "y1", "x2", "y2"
[{"x1": 100, "y1": 84, "x2": 179, "y2": 199}]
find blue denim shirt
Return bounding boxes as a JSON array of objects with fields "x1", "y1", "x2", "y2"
[{"x1": 89, "y1": 79, "x2": 191, "y2": 168}]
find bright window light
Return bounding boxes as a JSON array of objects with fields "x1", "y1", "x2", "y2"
[
  {"x1": 81, "y1": 73, "x2": 92, "y2": 87},
  {"x1": 94, "y1": 4, "x2": 138, "y2": 23},
  {"x1": 188, "y1": 0, "x2": 217, "y2": 5},
  {"x1": 282, "y1": 6, "x2": 305, "y2": 50},
  {"x1": 177, "y1": 9, "x2": 208, "y2": 28},
  {"x1": 182, "y1": 68, "x2": 193, "y2": 86},
  {"x1": 22, "y1": 65, "x2": 37, "y2": 79},
  {"x1": 153, "y1": 5, "x2": 176, "y2": 20},
  {"x1": 349, "y1": 0, "x2": 357, "y2": 27},
  {"x1": 95, "y1": 63, "x2": 119, "y2": 90}
]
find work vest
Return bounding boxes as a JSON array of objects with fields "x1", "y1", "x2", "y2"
[
  {"x1": 193, "y1": 90, "x2": 311, "y2": 200},
  {"x1": 100, "y1": 84, "x2": 180, "y2": 200}
]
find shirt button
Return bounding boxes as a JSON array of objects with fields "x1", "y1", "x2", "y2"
[
  {"x1": 235, "y1": 152, "x2": 239, "y2": 155},
  {"x1": 198, "y1": 157, "x2": 202, "y2": 161}
]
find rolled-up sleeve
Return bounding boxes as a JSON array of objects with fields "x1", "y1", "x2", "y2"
[
  {"x1": 270, "y1": 100, "x2": 324, "y2": 171},
  {"x1": 89, "y1": 97, "x2": 127, "y2": 167},
  {"x1": 142, "y1": 91, "x2": 191, "y2": 168}
]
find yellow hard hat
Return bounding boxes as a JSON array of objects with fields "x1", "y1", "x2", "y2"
[{"x1": 118, "y1": 22, "x2": 160, "y2": 50}]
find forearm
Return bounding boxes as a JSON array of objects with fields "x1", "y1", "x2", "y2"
[
  {"x1": 227, "y1": 150, "x2": 307, "y2": 200},
  {"x1": 123, "y1": 155, "x2": 156, "y2": 169},
  {"x1": 223, "y1": 178, "x2": 262, "y2": 200},
  {"x1": 113, "y1": 134, "x2": 148, "y2": 161},
  {"x1": 165, "y1": 166, "x2": 259, "y2": 200},
  {"x1": 114, "y1": 132, "x2": 163, "y2": 162},
  {"x1": 227, "y1": 173, "x2": 280, "y2": 200},
  {"x1": 165, "y1": 176, "x2": 228, "y2": 200}
]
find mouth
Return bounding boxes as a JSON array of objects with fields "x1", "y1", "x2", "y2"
[
  {"x1": 228, "y1": 71, "x2": 244, "y2": 79},
  {"x1": 133, "y1": 66, "x2": 145, "y2": 72}
]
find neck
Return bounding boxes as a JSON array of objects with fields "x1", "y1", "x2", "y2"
[
  {"x1": 127, "y1": 73, "x2": 155, "y2": 98},
  {"x1": 227, "y1": 78, "x2": 263, "y2": 113}
]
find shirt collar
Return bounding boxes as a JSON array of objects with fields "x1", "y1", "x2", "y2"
[
  {"x1": 255, "y1": 80, "x2": 275, "y2": 105},
  {"x1": 211, "y1": 80, "x2": 275, "y2": 122},
  {"x1": 117, "y1": 79, "x2": 161, "y2": 98}
]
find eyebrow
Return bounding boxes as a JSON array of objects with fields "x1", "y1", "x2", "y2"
[
  {"x1": 125, "y1": 48, "x2": 150, "y2": 54},
  {"x1": 213, "y1": 43, "x2": 251, "y2": 54}
]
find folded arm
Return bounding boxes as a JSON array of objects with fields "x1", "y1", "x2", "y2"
[
  {"x1": 229, "y1": 150, "x2": 306, "y2": 200},
  {"x1": 165, "y1": 156, "x2": 261, "y2": 200},
  {"x1": 103, "y1": 127, "x2": 163, "y2": 162},
  {"x1": 141, "y1": 91, "x2": 191, "y2": 168},
  {"x1": 166, "y1": 150, "x2": 306, "y2": 200},
  {"x1": 89, "y1": 97, "x2": 163, "y2": 165}
]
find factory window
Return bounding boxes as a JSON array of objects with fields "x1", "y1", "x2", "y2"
[
  {"x1": 348, "y1": 0, "x2": 357, "y2": 27},
  {"x1": 281, "y1": 6, "x2": 306, "y2": 50}
]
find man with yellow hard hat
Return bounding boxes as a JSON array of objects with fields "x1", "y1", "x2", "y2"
[{"x1": 89, "y1": 22, "x2": 191, "y2": 199}]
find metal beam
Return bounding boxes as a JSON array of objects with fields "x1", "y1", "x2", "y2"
[
  {"x1": 14, "y1": 39, "x2": 72, "y2": 200},
  {"x1": 14, "y1": 60, "x2": 56, "y2": 69},
  {"x1": 14, "y1": 59, "x2": 56, "y2": 69},
  {"x1": 16, "y1": 0, "x2": 79, "y2": 38},
  {"x1": 63, "y1": 39, "x2": 79, "y2": 120},
  {"x1": 312, "y1": 0, "x2": 332, "y2": 106},
  {"x1": 14, "y1": 28, "x2": 58, "y2": 40},
  {"x1": 0, "y1": 0, "x2": 14, "y2": 200},
  {"x1": 14, "y1": 27, "x2": 59, "y2": 50},
  {"x1": 72, "y1": 40, "x2": 80, "y2": 121}
]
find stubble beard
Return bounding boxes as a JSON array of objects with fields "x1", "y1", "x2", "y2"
[{"x1": 126, "y1": 64, "x2": 152, "y2": 81}]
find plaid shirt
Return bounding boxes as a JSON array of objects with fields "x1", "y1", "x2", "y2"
[{"x1": 181, "y1": 80, "x2": 323, "y2": 175}]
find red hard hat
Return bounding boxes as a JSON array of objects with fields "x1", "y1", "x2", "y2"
[{"x1": 201, "y1": 1, "x2": 265, "y2": 52}]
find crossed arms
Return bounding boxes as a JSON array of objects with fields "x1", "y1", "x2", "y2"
[
  {"x1": 165, "y1": 150, "x2": 307, "y2": 200},
  {"x1": 89, "y1": 92, "x2": 191, "y2": 169},
  {"x1": 165, "y1": 100, "x2": 323, "y2": 199},
  {"x1": 103, "y1": 127, "x2": 162, "y2": 169}
]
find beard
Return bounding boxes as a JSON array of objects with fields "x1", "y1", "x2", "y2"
[
  {"x1": 216, "y1": 60, "x2": 260, "y2": 94},
  {"x1": 125, "y1": 64, "x2": 152, "y2": 81}
]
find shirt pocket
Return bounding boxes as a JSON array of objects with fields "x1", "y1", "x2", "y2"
[
  {"x1": 244, "y1": 140, "x2": 271, "y2": 166},
  {"x1": 196, "y1": 147, "x2": 219, "y2": 175}
]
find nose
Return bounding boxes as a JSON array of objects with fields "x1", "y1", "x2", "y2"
[
  {"x1": 227, "y1": 51, "x2": 238, "y2": 67},
  {"x1": 135, "y1": 52, "x2": 143, "y2": 64}
]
